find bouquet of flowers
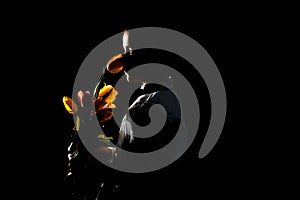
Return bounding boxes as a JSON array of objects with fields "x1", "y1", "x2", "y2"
[{"x1": 62, "y1": 30, "x2": 133, "y2": 200}]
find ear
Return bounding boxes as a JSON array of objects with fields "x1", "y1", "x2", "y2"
[{"x1": 62, "y1": 96, "x2": 78, "y2": 114}]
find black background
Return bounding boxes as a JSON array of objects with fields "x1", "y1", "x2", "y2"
[{"x1": 6, "y1": 6, "x2": 293, "y2": 199}]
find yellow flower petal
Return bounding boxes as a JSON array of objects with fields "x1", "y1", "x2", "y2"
[
  {"x1": 108, "y1": 103, "x2": 116, "y2": 109},
  {"x1": 98, "y1": 83, "x2": 113, "y2": 98},
  {"x1": 97, "y1": 84, "x2": 118, "y2": 106},
  {"x1": 105, "y1": 88, "x2": 118, "y2": 105},
  {"x1": 62, "y1": 96, "x2": 78, "y2": 114}
]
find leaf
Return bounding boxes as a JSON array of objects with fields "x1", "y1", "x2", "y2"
[
  {"x1": 97, "y1": 133, "x2": 113, "y2": 145},
  {"x1": 97, "y1": 133, "x2": 113, "y2": 141},
  {"x1": 75, "y1": 115, "x2": 80, "y2": 131}
]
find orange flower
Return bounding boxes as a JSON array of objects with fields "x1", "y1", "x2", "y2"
[
  {"x1": 62, "y1": 96, "x2": 78, "y2": 114},
  {"x1": 77, "y1": 90, "x2": 93, "y2": 111},
  {"x1": 106, "y1": 54, "x2": 124, "y2": 74},
  {"x1": 62, "y1": 84, "x2": 118, "y2": 126},
  {"x1": 96, "y1": 109, "x2": 113, "y2": 124},
  {"x1": 95, "y1": 83, "x2": 118, "y2": 112},
  {"x1": 94, "y1": 83, "x2": 118, "y2": 124}
]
